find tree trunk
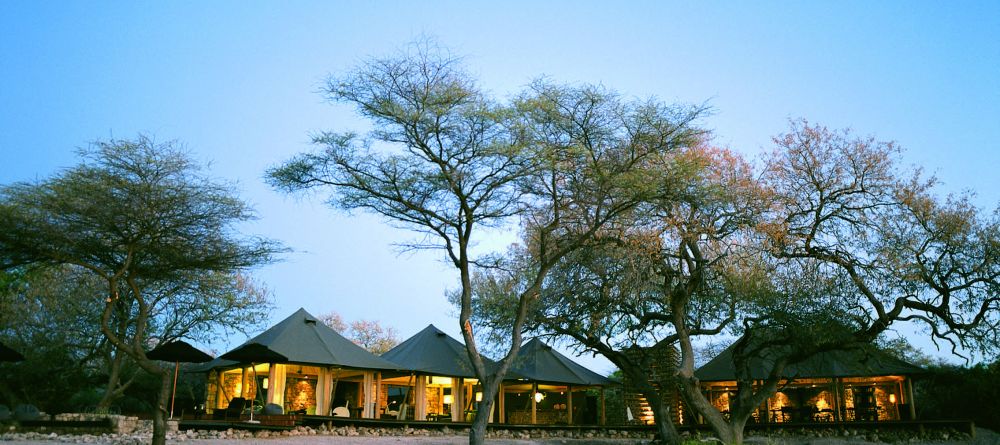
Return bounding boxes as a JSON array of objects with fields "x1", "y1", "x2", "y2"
[
  {"x1": 150, "y1": 370, "x2": 171, "y2": 445},
  {"x1": 468, "y1": 376, "x2": 499, "y2": 445},
  {"x1": 676, "y1": 374, "x2": 743, "y2": 445},
  {"x1": 97, "y1": 352, "x2": 124, "y2": 409},
  {"x1": 648, "y1": 392, "x2": 681, "y2": 445}
]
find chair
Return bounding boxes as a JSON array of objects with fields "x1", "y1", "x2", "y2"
[
  {"x1": 213, "y1": 397, "x2": 248, "y2": 421},
  {"x1": 332, "y1": 406, "x2": 350, "y2": 417}
]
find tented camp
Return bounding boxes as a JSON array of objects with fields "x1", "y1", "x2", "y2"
[
  {"x1": 379, "y1": 324, "x2": 491, "y2": 422},
  {"x1": 381, "y1": 328, "x2": 613, "y2": 425},
  {"x1": 501, "y1": 338, "x2": 612, "y2": 425},
  {"x1": 203, "y1": 308, "x2": 400, "y2": 418},
  {"x1": 695, "y1": 344, "x2": 924, "y2": 424}
]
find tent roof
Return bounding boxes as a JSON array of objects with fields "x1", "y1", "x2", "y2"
[
  {"x1": 695, "y1": 343, "x2": 924, "y2": 381},
  {"x1": 508, "y1": 338, "x2": 611, "y2": 386},
  {"x1": 381, "y1": 324, "x2": 489, "y2": 378},
  {"x1": 215, "y1": 308, "x2": 400, "y2": 371},
  {"x1": 146, "y1": 340, "x2": 213, "y2": 363}
]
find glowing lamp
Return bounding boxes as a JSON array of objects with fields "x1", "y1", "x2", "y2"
[
  {"x1": 475, "y1": 392, "x2": 483, "y2": 402},
  {"x1": 262, "y1": 378, "x2": 269, "y2": 390},
  {"x1": 534, "y1": 392, "x2": 544, "y2": 403},
  {"x1": 443, "y1": 395, "x2": 453, "y2": 405},
  {"x1": 889, "y1": 394, "x2": 897, "y2": 404}
]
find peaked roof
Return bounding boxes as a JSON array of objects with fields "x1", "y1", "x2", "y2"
[
  {"x1": 695, "y1": 343, "x2": 924, "y2": 381},
  {"x1": 217, "y1": 308, "x2": 400, "y2": 371},
  {"x1": 509, "y1": 338, "x2": 612, "y2": 386},
  {"x1": 146, "y1": 340, "x2": 214, "y2": 363},
  {"x1": 381, "y1": 324, "x2": 490, "y2": 378}
]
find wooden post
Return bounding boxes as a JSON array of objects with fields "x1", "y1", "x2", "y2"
[
  {"x1": 452, "y1": 378, "x2": 464, "y2": 422},
  {"x1": 498, "y1": 383, "x2": 505, "y2": 424},
  {"x1": 531, "y1": 382, "x2": 538, "y2": 424},
  {"x1": 599, "y1": 388, "x2": 606, "y2": 425},
  {"x1": 566, "y1": 385, "x2": 573, "y2": 425},
  {"x1": 906, "y1": 377, "x2": 916, "y2": 420},
  {"x1": 240, "y1": 367, "x2": 248, "y2": 398},
  {"x1": 376, "y1": 372, "x2": 383, "y2": 418}
]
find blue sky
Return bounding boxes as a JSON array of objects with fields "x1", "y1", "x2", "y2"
[{"x1": 2, "y1": 2, "x2": 998, "y2": 371}]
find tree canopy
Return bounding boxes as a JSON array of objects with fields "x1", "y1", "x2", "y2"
[
  {"x1": 269, "y1": 42, "x2": 707, "y2": 444},
  {"x1": 0, "y1": 136, "x2": 280, "y2": 445},
  {"x1": 468, "y1": 120, "x2": 1000, "y2": 445}
]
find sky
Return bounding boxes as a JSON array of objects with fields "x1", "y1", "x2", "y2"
[{"x1": 1, "y1": 2, "x2": 998, "y2": 373}]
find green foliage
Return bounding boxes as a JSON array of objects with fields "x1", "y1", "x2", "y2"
[
  {"x1": 915, "y1": 360, "x2": 1000, "y2": 430},
  {"x1": 0, "y1": 136, "x2": 280, "y2": 445}
]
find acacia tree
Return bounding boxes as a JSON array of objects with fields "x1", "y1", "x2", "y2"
[
  {"x1": 468, "y1": 145, "x2": 763, "y2": 443},
  {"x1": 268, "y1": 44, "x2": 705, "y2": 444},
  {"x1": 0, "y1": 137, "x2": 279, "y2": 445},
  {"x1": 475, "y1": 121, "x2": 1000, "y2": 445},
  {"x1": 671, "y1": 122, "x2": 1000, "y2": 444}
]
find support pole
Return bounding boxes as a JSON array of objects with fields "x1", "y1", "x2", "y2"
[
  {"x1": 531, "y1": 382, "x2": 538, "y2": 424},
  {"x1": 566, "y1": 385, "x2": 573, "y2": 425},
  {"x1": 600, "y1": 388, "x2": 606, "y2": 425},
  {"x1": 170, "y1": 362, "x2": 179, "y2": 419},
  {"x1": 906, "y1": 377, "x2": 916, "y2": 420},
  {"x1": 240, "y1": 367, "x2": 248, "y2": 398},
  {"x1": 376, "y1": 372, "x2": 382, "y2": 418},
  {"x1": 498, "y1": 383, "x2": 505, "y2": 424},
  {"x1": 452, "y1": 378, "x2": 464, "y2": 422}
]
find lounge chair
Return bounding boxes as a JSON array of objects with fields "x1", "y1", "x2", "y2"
[
  {"x1": 332, "y1": 406, "x2": 350, "y2": 417},
  {"x1": 213, "y1": 397, "x2": 248, "y2": 421}
]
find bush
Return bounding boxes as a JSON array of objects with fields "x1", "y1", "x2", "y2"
[{"x1": 915, "y1": 360, "x2": 1000, "y2": 431}]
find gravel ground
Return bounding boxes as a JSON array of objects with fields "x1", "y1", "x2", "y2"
[
  {"x1": 3, "y1": 434, "x2": 1000, "y2": 445},
  {"x1": 1, "y1": 428, "x2": 996, "y2": 445}
]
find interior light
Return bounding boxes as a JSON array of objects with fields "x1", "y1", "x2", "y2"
[
  {"x1": 443, "y1": 395, "x2": 453, "y2": 405},
  {"x1": 262, "y1": 378, "x2": 269, "y2": 390},
  {"x1": 889, "y1": 394, "x2": 897, "y2": 404},
  {"x1": 475, "y1": 392, "x2": 483, "y2": 402},
  {"x1": 534, "y1": 392, "x2": 544, "y2": 403}
]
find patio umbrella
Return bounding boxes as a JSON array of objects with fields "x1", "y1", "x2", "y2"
[
  {"x1": 0, "y1": 341, "x2": 25, "y2": 362},
  {"x1": 146, "y1": 340, "x2": 213, "y2": 419},
  {"x1": 219, "y1": 343, "x2": 288, "y2": 423}
]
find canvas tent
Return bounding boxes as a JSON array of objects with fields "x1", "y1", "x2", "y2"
[
  {"x1": 500, "y1": 338, "x2": 612, "y2": 425},
  {"x1": 695, "y1": 343, "x2": 924, "y2": 423},
  {"x1": 380, "y1": 324, "x2": 494, "y2": 421},
  {"x1": 205, "y1": 308, "x2": 400, "y2": 418}
]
